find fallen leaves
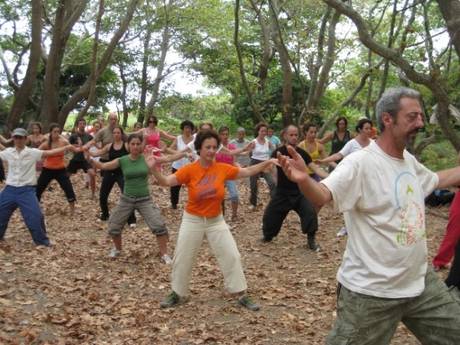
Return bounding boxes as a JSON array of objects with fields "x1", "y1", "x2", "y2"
[{"x1": 0, "y1": 176, "x2": 448, "y2": 345}]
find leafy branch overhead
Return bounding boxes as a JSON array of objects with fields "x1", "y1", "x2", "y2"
[{"x1": 0, "y1": 0, "x2": 459, "y2": 151}]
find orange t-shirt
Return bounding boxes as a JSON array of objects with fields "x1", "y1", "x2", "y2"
[
  {"x1": 175, "y1": 161, "x2": 239, "y2": 217},
  {"x1": 43, "y1": 152, "x2": 66, "y2": 169}
]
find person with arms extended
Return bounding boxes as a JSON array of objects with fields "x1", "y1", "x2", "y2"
[
  {"x1": 90, "y1": 133, "x2": 187, "y2": 262},
  {"x1": 88, "y1": 126, "x2": 135, "y2": 225},
  {"x1": 0, "y1": 128, "x2": 77, "y2": 246},
  {"x1": 36, "y1": 124, "x2": 77, "y2": 215},
  {"x1": 262, "y1": 125, "x2": 327, "y2": 251},
  {"x1": 152, "y1": 130, "x2": 278, "y2": 311},
  {"x1": 68, "y1": 118, "x2": 96, "y2": 198},
  {"x1": 278, "y1": 87, "x2": 460, "y2": 345},
  {"x1": 319, "y1": 116, "x2": 352, "y2": 170}
]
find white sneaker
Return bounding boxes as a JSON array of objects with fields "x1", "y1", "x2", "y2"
[
  {"x1": 109, "y1": 248, "x2": 121, "y2": 258},
  {"x1": 129, "y1": 223, "x2": 136, "y2": 229},
  {"x1": 336, "y1": 227, "x2": 348, "y2": 237},
  {"x1": 161, "y1": 254, "x2": 173, "y2": 265}
]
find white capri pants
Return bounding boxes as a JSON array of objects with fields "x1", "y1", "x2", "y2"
[{"x1": 172, "y1": 211, "x2": 248, "y2": 297}]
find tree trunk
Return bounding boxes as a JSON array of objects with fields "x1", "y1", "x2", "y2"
[
  {"x1": 234, "y1": 0, "x2": 265, "y2": 123},
  {"x1": 377, "y1": 0, "x2": 398, "y2": 99},
  {"x1": 138, "y1": 29, "x2": 152, "y2": 124},
  {"x1": 119, "y1": 63, "x2": 129, "y2": 128},
  {"x1": 40, "y1": 0, "x2": 88, "y2": 128},
  {"x1": 248, "y1": 0, "x2": 273, "y2": 93},
  {"x1": 269, "y1": 0, "x2": 293, "y2": 126},
  {"x1": 322, "y1": 0, "x2": 460, "y2": 151},
  {"x1": 76, "y1": 0, "x2": 105, "y2": 122},
  {"x1": 57, "y1": 0, "x2": 141, "y2": 127},
  {"x1": 312, "y1": 10, "x2": 340, "y2": 108},
  {"x1": 436, "y1": 0, "x2": 460, "y2": 58},
  {"x1": 146, "y1": 0, "x2": 173, "y2": 118},
  {"x1": 7, "y1": 0, "x2": 42, "y2": 129}
]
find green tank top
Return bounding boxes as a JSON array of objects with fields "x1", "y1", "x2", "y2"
[{"x1": 118, "y1": 155, "x2": 150, "y2": 197}]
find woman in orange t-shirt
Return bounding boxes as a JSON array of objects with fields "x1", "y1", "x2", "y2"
[
  {"x1": 36, "y1": 123, "x2": 77, "y2": 215},
  {"x1": 150, "y1": 129, "x2": 277, "y2": 311}
]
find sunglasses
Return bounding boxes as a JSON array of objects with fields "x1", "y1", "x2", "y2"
[{"x1": 13, "y1": 136, "x2": 26, "y2": 139}]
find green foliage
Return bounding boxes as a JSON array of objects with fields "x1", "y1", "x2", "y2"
[
  {"x1": 154, "y1": 93, "x2": 233, "y2": 131},
  {"x1": 420, "y1": 139, "x2": 458, "y2": 171}
]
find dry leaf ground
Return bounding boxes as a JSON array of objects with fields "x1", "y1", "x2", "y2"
[{"x1": 0, "y1": 173, "x2": 452, "y2": 345}]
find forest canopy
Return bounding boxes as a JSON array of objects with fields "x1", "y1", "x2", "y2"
[{"x1": 0, "y1": 0, "x2": 459, "y2": 154}]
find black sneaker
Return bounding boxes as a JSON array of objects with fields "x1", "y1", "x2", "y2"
[
  {"x1": 238, "y1": 295, "x2": 260, "y2": 311},
  {"x1": 308, "y1": 237, "x2": 321, "y2": 252},
  {"x1": 100, "y1": 213, "x2": 109, "y2": 221},
  {"x1": 160, "y1": 291, "x2": 181, "y2": 308},
  {"x1": 259, "y1": 237, "x2": 272, "y2": 243}
]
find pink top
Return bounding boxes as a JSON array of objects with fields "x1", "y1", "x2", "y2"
[
  {"x1": 144, "y1": 129, "x2": 161, "y2": 157},
  {"x1": 216, "y1": 143, "x2": 236, "y2": 165},
  {"x1": 145, "y1": 130, "x2": 160, "y2": 148}
]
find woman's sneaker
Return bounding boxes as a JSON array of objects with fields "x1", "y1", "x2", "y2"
[
  {"x1": 160, "y1": 291, "x2": 181, "y2": 308},
  {"x1": 160, "y1": 254, "x2": 173, "y2": 265},
  {"x1": 336, "y1": 227, "x2": 348, "y2": 237},
  {"x1": 109, "y1": 248, "x2": 121, "y2": 258},
  {"x1": 238, "y1": 295, "x2": 260, "y2": 311}
]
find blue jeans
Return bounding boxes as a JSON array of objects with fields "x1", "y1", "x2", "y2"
[
  {"x1": 0, "y1": 185, "x2": 50, "y2": 246},
  {"x1": 225, "y1": 180, "x2": 239, "y2": 202}
]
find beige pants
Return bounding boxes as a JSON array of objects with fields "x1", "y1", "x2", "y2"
[{"x1": 172, "y1": 211, "x2": 248, "y2": 297}]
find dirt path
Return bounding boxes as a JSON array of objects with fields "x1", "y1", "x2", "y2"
[{"x1": 0, "y1": 177, "x2": 451, "y2": 344}]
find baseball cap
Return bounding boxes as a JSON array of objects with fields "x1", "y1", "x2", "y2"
[{"x1": 12, "y1": 128, "x2": 28, "y2": 137}]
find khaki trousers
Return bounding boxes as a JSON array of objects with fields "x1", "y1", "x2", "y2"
[
  {"x1": 327, "y1": 268, "x2": 460, "y2": 345},
  {"x1": 172, "y1": 211, "x2": 247, "y2": 297}
]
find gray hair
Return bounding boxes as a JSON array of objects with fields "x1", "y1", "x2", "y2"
[
  {"x1": 236, "y1": 127, "x2": 245, "y2": 133},
  {"x1": 375, "y1": 87, "x2": 422, "y2": 132}
]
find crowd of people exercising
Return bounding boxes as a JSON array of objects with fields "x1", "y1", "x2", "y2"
[{"x1": 0, "y1": 87, "x2": 459, "y2": 344}]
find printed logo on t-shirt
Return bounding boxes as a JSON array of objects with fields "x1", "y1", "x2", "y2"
[
  {"x1": 394, "y1": 171, "x2": 425, "y2": 246},
  {"x1": 197, "y1": 174, "x2": 217, "y2": 200}
]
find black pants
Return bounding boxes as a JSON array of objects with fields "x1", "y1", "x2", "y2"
[
  {"x1": 249, "y1": 158, "x2": 276, "y2": 206},
  {"x1": 262, "y1": 188, "x2": 317, "y2": 241},
  {"x1": 0, "y1": 158, "x2": 5, "y2": 182},
  {"x1": 446, "y1": 239, "x2": 460, "y2": 289},
  {"x1": 170, "y1": 167, "x2": 182, "y2": 207},
  {"x1": 36, "y1": 167, "x2": 76, "y2": 202},
  {"x1": 99, "y1": 171, "x2": 135, "y2": 224}
]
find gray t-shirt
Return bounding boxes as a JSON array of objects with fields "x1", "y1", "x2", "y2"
[
  {"x1": 230, "y1": 138, "x2": 251, "y2": 167},
  {"x1": 94, "y1": 127, "x2": 114, "y2": 160}
]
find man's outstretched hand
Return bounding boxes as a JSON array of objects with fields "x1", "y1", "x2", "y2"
[{"x1": 277, "y1": 146, "x2": 308, "y2": 183}]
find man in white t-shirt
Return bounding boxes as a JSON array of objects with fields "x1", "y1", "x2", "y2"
[
  {"x1": 0, "y1": 128, "x2": 76, "y2": 246},
  {"x1": 278, "y1": 87, "x2": 460, "y2": 345}
]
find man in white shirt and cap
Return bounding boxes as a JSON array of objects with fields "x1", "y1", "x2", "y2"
[{"x1": 0, "y1": 128, "x2": 76, "y2": 246}]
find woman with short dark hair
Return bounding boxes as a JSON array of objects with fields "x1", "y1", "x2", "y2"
[
  {"x1": 90, "y1": 133, "x2": 187, "y2": 262},
  {"x1": 248, "y1": 122, "x2": 276, "y2": 210},
  {"x1": 36, "y1": 124, "x2": 77, "y2": 215},
  {"x1": 169, "y1": 120, "x2": 196, "y2": 209},
  {"x1": 151, "y1": 129, "x2": 278, "y2": 311},
  {"x1": 89, "y1": 126, "x2": 135, "y2": 225},
  {"x1": 318, "y1": 118, "x2": 373, "y2": 168}
]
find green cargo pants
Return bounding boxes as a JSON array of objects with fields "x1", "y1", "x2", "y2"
[{"x1": 326, "y1": 268, "x2": 460, "y2": 345}]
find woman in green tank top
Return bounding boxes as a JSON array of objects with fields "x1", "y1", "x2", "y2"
[{"x1": 90, "y1": 133, "x2": 188, "y2": 262}]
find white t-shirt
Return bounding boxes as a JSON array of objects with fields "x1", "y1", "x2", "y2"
[
  {"x1": 172, "y1": 134, "x2": 195, "y2": 169},
  {"x1": 0, "y1": 147, "x2": 43, "y2": 186},
  {"x1": 339, "y1": 138, "x2": 372, "y2": 157},
  {"x1": 251, "y1": 138, "x2": 270, "y2": 161},
  {"x1": 321, "y1": 141, "x2": 439, "y2": 298}
]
